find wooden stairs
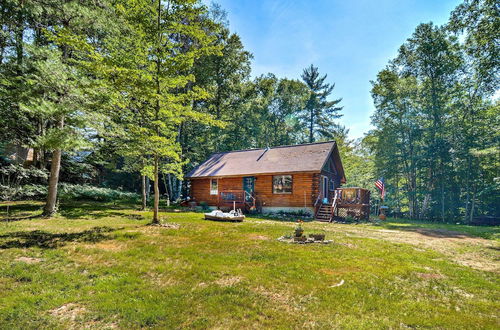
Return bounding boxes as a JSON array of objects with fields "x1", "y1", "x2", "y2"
[
  {"x1": 315, "y1": 204, "x2": 333, "y2": 222},
  {"x1": 314, "y1": 190, "x2": 340, "y2": 222}
]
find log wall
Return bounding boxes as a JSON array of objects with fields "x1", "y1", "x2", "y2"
[{"x1": 189, "y1": 172, "x2": 317, "y2": 208}]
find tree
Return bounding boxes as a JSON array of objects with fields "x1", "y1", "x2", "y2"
[
  {"x1": 300, "y1": 64, "x2": 343, "y2": 143},
  {"x1": 370, "y1": 5, "x2": 499, "y2": 222},
  {"x1": 71, "y1": 0, "x2": 222, "y2": 224},
  {"x1": 21, "y1": 47, "x2": 93, "y2": 216}
]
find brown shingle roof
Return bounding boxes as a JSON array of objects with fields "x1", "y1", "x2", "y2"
[{"x1": 186, "y1": 141, "x2": 337, "y2": 178}]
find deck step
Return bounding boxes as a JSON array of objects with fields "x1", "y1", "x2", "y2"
[{"x1": 315, "y1": 204, "x2": 333, "y2": 221}]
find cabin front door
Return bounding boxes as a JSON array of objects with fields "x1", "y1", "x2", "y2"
[
  {"x1": 243, "y1": 176, "x2": 255, "y2": 202},
  {"x1": 322, "y1": 176, "x2": 329, "y2": 203}
]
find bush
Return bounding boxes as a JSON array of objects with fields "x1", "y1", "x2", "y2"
[
  {"x1": 275, "y1": 209, "x2": 312, "y2": 217},
  {"x1": 0, "y1": 164, "x2": 49, "y2": 201},
  {"x1": 199, "y1": 201, "x2": 210, "y2": 211},
  {"x1": 0, "y1": 181, "x2": 140, "y2": 203},
  {"x1": 15, "y1": 184, "x2": 48, "y2": 200},
  {"x1": 59, "y1": 184, "x2": 139, "y2": 202}
]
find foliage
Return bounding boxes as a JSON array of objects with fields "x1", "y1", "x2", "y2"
[
  {"x1": 300, "y1": 64, "x2": 343, "y2": 143},
  {"x1": 0, "y1": 0, "x2": 497, "y2": 222},
  {"x1": 58, "y1": 184, "x2": 139, "y2": 202},
  {"x1": 0, "y1": 164, "x2": 48, "y2": 201},
  {"x1": 369, "y1": 3, "x2": 499, "y2": 222}
]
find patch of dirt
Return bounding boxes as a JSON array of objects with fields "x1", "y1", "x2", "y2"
[
  {"x1": 214, "y1": 276, "x2": 242, "y2": 287},
  {"x1": 248, "y1": 234, "x2": 270, "y2": 240},
  {"x1": 50, "y1": 303, "x2": 119, "y2": 329},
  {"x1": 15, "y1": 257, "x2": 43, "y2": 264},
  {"x1": 416, "y1": 272, "x2": 445, "y2": 280},
  {"x1": 337, "y1": 242, "x2": 357, "y2": 249},
  {"x1": 50, "y1": 303, "x2": 86, "y2": 321}
]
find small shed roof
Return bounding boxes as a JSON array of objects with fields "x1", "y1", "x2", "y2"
[{"x1": 186, "y1": 141, "x2": 344, "y2": 179}]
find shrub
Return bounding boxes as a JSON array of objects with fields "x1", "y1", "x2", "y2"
[
  {"x1": 59, "y1": 184, "x2": 139, "y2": 202},
  {"x1": 0, "y1": 164, "x2": 49, "y2": 201},
  {"x1": 199, "y1": 201, "x2": 210, "y2": 211},
  {"x1": 15, "y1": 184, "x2": 48, "y2": 200}
]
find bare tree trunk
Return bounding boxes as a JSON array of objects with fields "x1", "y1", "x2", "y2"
[
  {"x1": 162, "y1": 174, "x2": 170, "y2": 207},
  {"x1": 43, "y1": 117, "x2": 64, "y2": 217},
  {"x1": 309, "y1": 109, "x2": 314, "y2": 143},
  {"x1": 141, "y1": 174, "x2": 147, "y2": 211},
  {"x1": 177, "y1": 179, "x2": 182, "y2": 201},
  {"x1": 469, "y1": 184, "x2": 476, "y2": 224},
  {"x1": 152, "y1": 155, "x2": 160, "y2": 224},
  {"x1": 145, "y1": 176, "x2": 150, "y2": 200},
  {"x1": 441, "y1": 183, "x2": 445, "y2": 222},
  {"x1": 420, "y1": 194, "x2": 431, "y2": 220},
  {"x1": 168, "y1": 173, "x2": 173, "y2": 201}
]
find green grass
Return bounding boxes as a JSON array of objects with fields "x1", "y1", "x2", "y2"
[{"x1": 0, "y1": 201, "x2": 498, "y2": 329}]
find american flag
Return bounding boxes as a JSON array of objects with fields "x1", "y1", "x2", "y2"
[{"x1": 375, "y1": 178, "x2": 385, "y2": 199}]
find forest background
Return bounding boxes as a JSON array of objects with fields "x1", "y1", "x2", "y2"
[{"x1": 0, "y1": 0, "x2": 498, "y2": 223}]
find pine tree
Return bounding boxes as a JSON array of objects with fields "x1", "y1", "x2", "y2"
[{"x1": 300, "y1": 64, "x2": 343, "y2": 143}]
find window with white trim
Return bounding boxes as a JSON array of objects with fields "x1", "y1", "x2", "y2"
[{"x1": 210, "y1": 179, "x2": 218, "y2": 195}]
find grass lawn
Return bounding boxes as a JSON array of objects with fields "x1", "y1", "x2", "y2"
[{"x1": 0, "y1": 201, "x2": 498, "y2": 329}]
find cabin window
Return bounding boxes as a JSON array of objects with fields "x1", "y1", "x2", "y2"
[
  {"x1": 210, "y1": 179, "x2": 218, "y2": 195},
  {"x1": 329, "y1": 179, "x2": 335, "y2": 191},
  {"x1": 273, "y1": 175, "x2": 292, "y2": 194}
]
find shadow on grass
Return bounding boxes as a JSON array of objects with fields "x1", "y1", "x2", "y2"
[
  {"x1": 0, "y1": 214, "x2": 43, "y2": 223},
  {"x1": 0, "y1": 202, "x2": 43, "y2": 222},
  {"x1": 0, "y1": 226, "x2": 120, "y2": 249},
  {"x1": 57, "y1": 201, "x2": 145, "y2": 221}
]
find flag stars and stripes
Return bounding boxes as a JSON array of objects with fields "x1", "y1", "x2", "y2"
[{"x1": 375, "y1": 178, "x2": 385, "y2": 199}]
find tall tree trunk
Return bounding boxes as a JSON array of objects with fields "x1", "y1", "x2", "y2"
[
  {"x1": 469, "y1": 184, "x2": 476, "y2": 224},
  {"x1": 162, "y1": 173, "x2": 170, "y2": 207},
  {"x1": 441, "y1": 181, "x2": 445, "y2": 222},
  {"x1": 309, "y1": 108, "x2": 314, "y2": 143},
  {"x1": 42, "y1": 118, "x2": 64, "y2": 217},
  {"x1": 168, "y1": 173, "x2": 173, "y2": 202},
  {"x1": 141, "y1": 174, "x2": 147, "y2": 211},
  {"x1": 145, "y1": 176, "x2": 150, "y2": 200},
  {"x1": 152, "y1": 155, "x2": 160, "y2": 224},
  {"x1": 177, "y1": 179, "x2": 182, "y2": 201},
  {"x1": 420, "y1": 194, "x2": 431, "y2": 220}
]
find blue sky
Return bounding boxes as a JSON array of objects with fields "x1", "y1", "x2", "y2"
[{"x1": 216, "y1": 0, "x2": 462, "y2": 139}]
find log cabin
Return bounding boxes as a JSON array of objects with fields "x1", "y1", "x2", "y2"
[{"x1": 186, "y1": 141, "x2": 347, "y2": 219}]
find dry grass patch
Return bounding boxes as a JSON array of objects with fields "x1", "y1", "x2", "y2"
[
  {"x1": 416, "y1": 272, "x2": 445, "y2": 280},
  {"x1": 50, "y1": 303, "x2": 87, "y2": 322},
  {"x1": 247, "y1": 234, "x2": 270, "y2": 240},
  {"x1": 143, "y1": 272, "x2": 179, "y2": 287},
  {"x1": 214, "y1": 276, "x2": 243, "y2": 287},
  {"x1": 15, "y1": 256, "x2": 43, "y2": 264},
  {"x1": 81, "y1": 241, "x2": 128, "y2": 252},
  {"x1": 320, "y1": 225, "x2": 499, "y2": 272},
  {"x1": 252, "y1": 286, "x2": 296, "y2": 311}
]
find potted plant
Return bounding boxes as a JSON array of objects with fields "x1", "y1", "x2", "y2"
[{"x1": 294, "y1": 220, "x2": 304, "y2": 237}]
